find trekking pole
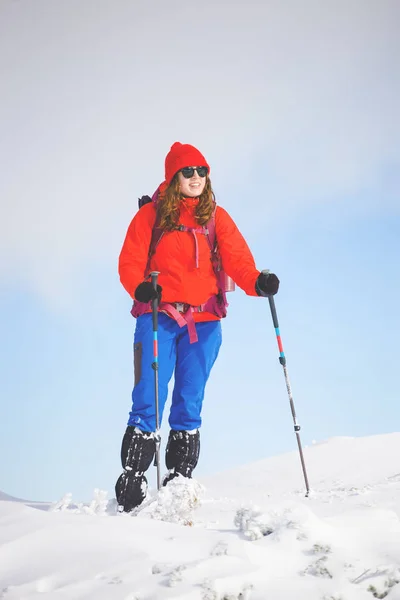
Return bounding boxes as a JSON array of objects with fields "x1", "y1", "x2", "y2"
[
  {"x1": 150, "y1": 271, "x2": 161, "y2": 490},
  {"x1": 268, "y1": 295, "x2": 310, "y2": 497}
]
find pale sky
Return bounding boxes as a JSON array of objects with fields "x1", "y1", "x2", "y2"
[{"x1": 0, "y1": 0, "x2": 399, "y2": 501}]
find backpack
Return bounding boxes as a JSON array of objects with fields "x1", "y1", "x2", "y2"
[{"x1": 131, "y1": 189, "x2": 235, "y2": 343}]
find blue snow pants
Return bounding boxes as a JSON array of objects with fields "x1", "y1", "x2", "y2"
[{"x1": 128, "y1": 313, "x2": 222, "y2": 432}]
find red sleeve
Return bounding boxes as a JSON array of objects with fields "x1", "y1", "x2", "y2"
[
  {"x1": 118, "y1": 203, "x2": 157, "y2": 298},
  {"x1": 215, "y1": 206, "x2": 260, "y2": 296}
]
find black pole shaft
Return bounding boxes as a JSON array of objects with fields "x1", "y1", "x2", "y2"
[
  {"x1": 150, "y1": 271, "x2": 161, "y2": 490},
  {"x1": 268, "y1": 295, "x2": 310, "y2": 496}
]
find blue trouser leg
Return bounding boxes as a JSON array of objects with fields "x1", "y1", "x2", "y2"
[
  {"x1": 128, "y1": 314, "x2": 222, "y2": 432},
  {"x1": 169, "y1": 320, "x2": 222, "y2": 430},
  {"x1": 128, "y1": 314, "x2": 176, "y2": 431}
]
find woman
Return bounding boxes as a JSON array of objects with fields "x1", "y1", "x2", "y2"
[{"x1": 116, "y1": 142, "x2": 279, "y2": 512}]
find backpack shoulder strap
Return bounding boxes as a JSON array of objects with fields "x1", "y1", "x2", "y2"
[
  {"x1": 149, "y1": 216, "x2": 164, "y2": 259},
  {"x1": 204, "y1": 202, "x2": 217, "y2": 252},
  {"x1": 204, "y1": 204, "x2": 224, "y2": 283},
  {"x1": 143, "y1": 189, "x2": 164, "y2": 272}
]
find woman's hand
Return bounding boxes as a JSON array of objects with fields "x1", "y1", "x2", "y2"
[
  {"x1": 134, "y1": 281, "x2": 163, "y2": 303},
  {"x1": 255, "y1": 270, "x2": 280, "y2": 296}
]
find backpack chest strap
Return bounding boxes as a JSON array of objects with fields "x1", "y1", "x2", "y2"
[{"x1": 177, "y1": 225, "x2": 208, "y2": 269}]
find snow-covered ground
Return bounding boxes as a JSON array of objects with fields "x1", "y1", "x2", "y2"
[{"x1": 1, "y1": 433, "x2": 400, "y2": 599}]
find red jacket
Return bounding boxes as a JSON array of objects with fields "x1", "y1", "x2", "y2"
[{"x1": 119, "y1": 198, "x2": 260, "y2": 321}]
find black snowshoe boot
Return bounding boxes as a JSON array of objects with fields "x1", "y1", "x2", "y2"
[
  {"x1": 163, "y1": 429, "x2": 200, "y2": 486},
  {"x1": 115, "y1": 426, "x2": 155, "y2": 512}
]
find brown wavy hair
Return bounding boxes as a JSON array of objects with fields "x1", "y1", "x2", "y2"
[{"x1": 157, "y1": 174, "x2": 215, "y2": 230}]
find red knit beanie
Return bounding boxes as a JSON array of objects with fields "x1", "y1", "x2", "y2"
[{"x1": 164, "y1": 142, "x2": 210, "y2": 186}]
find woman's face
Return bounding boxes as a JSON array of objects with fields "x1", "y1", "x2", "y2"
[{"x1": 178, "y1": 167, "x2": 207, "y2": 197}]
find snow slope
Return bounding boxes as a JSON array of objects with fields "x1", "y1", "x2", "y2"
[
  {"x1": 1, "y1": 433, "x2": 400, "y2": 599},
  {"x1": 0, "y1": 491, "x2": 26, "y2": 503}
]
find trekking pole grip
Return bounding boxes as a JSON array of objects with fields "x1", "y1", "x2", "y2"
[
  {"x1": 150, "y1": 271, "x2": 160, "y2": 330},
  {"x1": 150, "y1": 271, "x2": 160, "y2": 289}
]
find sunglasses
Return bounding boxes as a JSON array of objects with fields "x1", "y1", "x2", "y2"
[{"x1": 180, "y1": 166, "x2": 208, "y2": 179}]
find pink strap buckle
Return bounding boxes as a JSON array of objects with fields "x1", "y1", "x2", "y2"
[{"x1": 159, "y1": 302, "x2": 198, "y2": 343}]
